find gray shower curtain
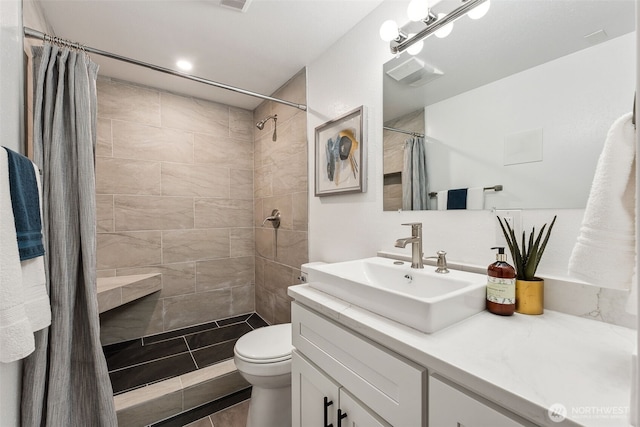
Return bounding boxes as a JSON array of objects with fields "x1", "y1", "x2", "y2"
[
  {"x1": 402, "y1": 136, "x2": 428, "y2": 210},
  {"x1": 21, "y1": 44, "x2": 117, "y2": 426}
]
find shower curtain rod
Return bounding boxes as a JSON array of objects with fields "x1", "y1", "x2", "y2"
[
  {"x1": 23, "y1": 27, "x2": 308, "y2": 112},
  {"x1": 383, "y1": 126, "x2": 425, "y2": 138}
]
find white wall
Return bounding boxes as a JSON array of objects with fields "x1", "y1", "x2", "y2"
[
  {"x1": 0, "y1": 0, "x2": 24, "y2": 425},
  {"x1": 426, "y1": 32, "x2": 635, "y2": 209},
  {"x1": 0, "y1": 0, "x2": 24, "y2": 154},
  {"x1": 307, "y1": 0, "x2": 637, "y2": 328},
  {"x1": 635, "y1": 5, "x2": 639, "y2": 425}
]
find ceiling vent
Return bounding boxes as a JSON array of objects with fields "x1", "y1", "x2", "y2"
[
  {"x1": 218, "y1": 0, "x2": 252, "y2": 12},
  {"x1": 386, "y1": 57, "x2": 425, "y2": 81},
  {"x1": 386, "y1": 57, "x2": 444, "y2": 87},
  {"x1": 409, "y1": 65, "x2": 444, "y2": 87},
  {"x1": 583, "y1": 29, "x2": 609, "y2": 46}
]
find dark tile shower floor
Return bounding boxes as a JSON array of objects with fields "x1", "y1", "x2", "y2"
[{"x1": 103, "y1": 312, "x2": 268, "y2": 395}]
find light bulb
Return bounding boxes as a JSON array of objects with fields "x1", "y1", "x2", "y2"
[
  {"x1": 380, "y1": 19, "x2": 400, "y2": 42},
  {"x1": 468, "y1": 0, "x2": 490, "y2": 20},
  {"x1": 176, "y1": 60, "x2": 193, "y2": 71},
  {"x1": 407, "y1": 0, "x2": 430, "y2": 22},
  {"x1": 406, "y1": 34, "x2": 424, "y2": 55},
  {"x1": 434, "y1": 13, "x2": 453, "y2": 38}
]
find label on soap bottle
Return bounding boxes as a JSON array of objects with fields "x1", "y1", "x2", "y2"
[{"x1": 486, "y1": 276, "x2": 515, "y2": 305}]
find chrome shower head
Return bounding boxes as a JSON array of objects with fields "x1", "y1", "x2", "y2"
[
  {"x1": 256, "y1": 115, "x2": 277, "y2": 130},
  {"x1": 256, "y1": 114, "x2": 278, "y2": 141}
]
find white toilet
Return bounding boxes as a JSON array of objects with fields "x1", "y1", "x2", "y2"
[{"x1": 234, "y1": 323, "x2": 293, "y2": 427}]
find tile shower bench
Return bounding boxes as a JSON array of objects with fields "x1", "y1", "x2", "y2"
[{"x1": 97, "y1": 273, "x2": 162, "y2": 313}]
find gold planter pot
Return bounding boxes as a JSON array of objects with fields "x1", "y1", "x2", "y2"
[{"x1": 515, "y1": 278, "x2": 544, "y2": 315}]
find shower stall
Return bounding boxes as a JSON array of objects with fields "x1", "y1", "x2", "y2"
[{"x1": 16, "y1": 27, "x2": 309, "y2": 426}]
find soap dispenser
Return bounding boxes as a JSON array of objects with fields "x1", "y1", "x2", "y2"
[{"x1": 486, "y1": 247, "x2": 516, "y2": 316}]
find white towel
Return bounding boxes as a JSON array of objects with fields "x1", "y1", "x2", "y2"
[
  {"x1": 437, "y1": 190, "x2": 448, "y2": 210},
  {"x1": 568, "y1": 112, "x2": 636, "y2": 313},
  {"x1": 21, "y1": 257, "x2": 50, "y2": 331},
  {"x1": 0, "y1": 149, "x2": 35, "y2": 363},
  {"x1": 21, "y1": 162, "x2": 50, "y2": 331},
  {"x1": 467, "y1": 187, "x2": 484, "y2": 210}
]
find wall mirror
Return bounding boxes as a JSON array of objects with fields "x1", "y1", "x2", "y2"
[{"x1": 383, "y1": 0, "x2": 636, "y2": 211}]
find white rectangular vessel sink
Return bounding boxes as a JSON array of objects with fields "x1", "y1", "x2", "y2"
[{"x1": 304, "y1": 257, "x2": 487, "y2": 333}]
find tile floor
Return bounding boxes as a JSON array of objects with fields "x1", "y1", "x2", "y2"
[
  {"x1": 152, "y1": 388, "x2": 252, "y2": 427},
  {"x1": 103, "y1": 312, "x2": 268, "y2": 395}
]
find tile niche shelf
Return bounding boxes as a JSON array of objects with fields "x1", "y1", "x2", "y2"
[{"x1": 97, "y1": 273, "x2": 162, "y2": 314}]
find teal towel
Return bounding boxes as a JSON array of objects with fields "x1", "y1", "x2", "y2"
[
  {"x1": 447, "y1": 188, "x2": 468, "y2": 210},
  {"x1": 3, "y1": 147, "x2": 44, "y2": 260}
]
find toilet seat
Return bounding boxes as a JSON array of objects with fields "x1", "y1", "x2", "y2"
[{"x1": 234, "y1": 323, "x2": 292, "y2": 364}]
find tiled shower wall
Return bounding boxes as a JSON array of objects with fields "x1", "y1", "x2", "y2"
[
  {"x1": 253, "y1": 70, "x2": 308, "y2": 325},
  {"x1": 96, "y1": 77, "x2": 255, "y2": 345}
]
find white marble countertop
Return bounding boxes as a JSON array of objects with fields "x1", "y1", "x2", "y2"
[{"x1": 288, "y1": 284, "x2": 636, "y2": 427}]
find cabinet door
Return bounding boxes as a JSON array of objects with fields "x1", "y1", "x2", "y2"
[
  {"x1": 292, "y1": 350, "x2": 340, "y2": 427},
  {"x1": 338, "y1": 389, "x2": 391, "y2": 427},
  {"x1": 429, "y1": 376, "x2": 529, "y2": 427},
  {"x1": 292, "y1": 303, "x2": 426, "y2": 426}
]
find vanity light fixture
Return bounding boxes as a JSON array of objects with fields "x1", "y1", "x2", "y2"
[
  {"x1": 379, "y1": 19, "x2": 407, "y2": 43},
  {"x1": 434, "y1": 13, "x2": 453, "y2": 39},
  {"x1": 407, "y1": 0, "x2": 438, "y2": 24},
  {"x1": 467, "y1": 0, "x2": 491, "y2": 19},
  {"x1": 406, "y1": 34, "x2": 424, "y2": 55},
  {"x1": 382, "y1": 0, "x2": 490, "y2": 55}
]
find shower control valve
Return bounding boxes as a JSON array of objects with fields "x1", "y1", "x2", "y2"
[{"x1": 262, "y1": 209, "x2": 281, "y2": 229}]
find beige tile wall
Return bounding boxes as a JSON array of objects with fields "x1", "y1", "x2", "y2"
[
  {"x1": 97, "y1": 77, "x2": 256, "y2": 344},
  {"x1": 253, "y1": 69, "x2": 308, "y2": 325}
]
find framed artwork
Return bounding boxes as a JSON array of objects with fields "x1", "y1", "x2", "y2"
[{"x1": 314, "y1": 106, "x2": 366, "y2": 196}]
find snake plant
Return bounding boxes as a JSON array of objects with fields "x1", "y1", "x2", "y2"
[{"x1": 497, "y1": 215, "x2": 557, "y2": 280}]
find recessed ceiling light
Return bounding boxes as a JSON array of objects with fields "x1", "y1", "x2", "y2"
[{"x1": 176, "y1": 60, "x2": 193, "y2": 72}]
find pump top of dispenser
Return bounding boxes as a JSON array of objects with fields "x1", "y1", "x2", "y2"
[{"x1": 491, "y1": 246, "x2": 507, "y2": 262}]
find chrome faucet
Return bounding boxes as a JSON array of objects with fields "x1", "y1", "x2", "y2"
[
  {"x1": 425, "y1": 250, "x2": 449, "y2": 274},
  {"x1": 395, "y1": 223, "x2": 423, "y2": 269}
]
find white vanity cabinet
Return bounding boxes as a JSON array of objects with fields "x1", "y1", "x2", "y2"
[
  {"x1": 291, "y1": 302, "x2": 426, "y2": 427},
  {"x1": 429, "y1": 376, "x2": 533, "y2": 427},
  {"x1": 290, "y1": 284, "x2": 636, "y2": 427},
  {"x1": 292, "y1": 301, "x2": 536, "y2": 427},
  {"x1": 293, "y1": 351, "x2": 390, "y2": 427}
]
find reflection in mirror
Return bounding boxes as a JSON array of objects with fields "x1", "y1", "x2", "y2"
[
  {"x1": 383, "y1": 109, "x2": 426, "y2": 210},
  {"x1": 383, "y1": 0, "x2": 636, "y2": 211}
]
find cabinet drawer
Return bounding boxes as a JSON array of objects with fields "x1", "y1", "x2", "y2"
[
  {"x1": 292, "y1": 303, "x2": 426, "y2": 427},
  {"x1": 429, "y1": 376, "x2": 533, "y2": 427}
]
